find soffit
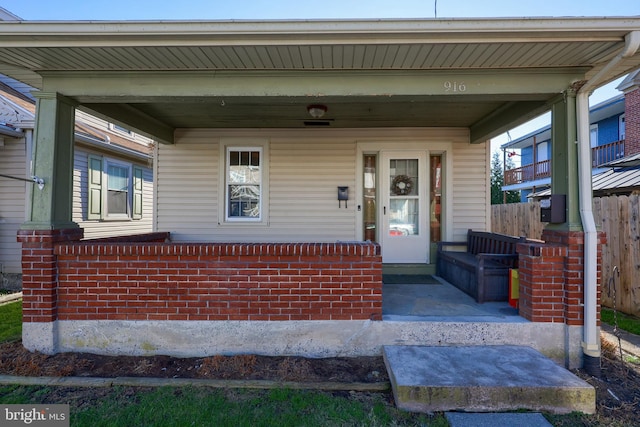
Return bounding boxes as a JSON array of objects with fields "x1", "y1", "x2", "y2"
[
  {"x1": 0, "y1": 40, "x2": 623, "y2": 73},
  {"x1": 0, "y1": 18, "x2": 638, "y2": 78},
  {"x1": 0, "y1": 18, "x2": 639, "y2": 141}
]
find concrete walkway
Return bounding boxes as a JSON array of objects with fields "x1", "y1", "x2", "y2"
[
  {"x1": 445, "y1": 412, "x2": 553, "y2": 427},
  {"x1": 601, "y1": 323, "x2": 640, "y2": 358}
]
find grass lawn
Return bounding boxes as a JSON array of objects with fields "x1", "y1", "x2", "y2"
[
  {"x1": 0, "y1": 385, "x2": 446, "y2": 426},
  {"x1": 0, "y1": 300, "x2": 21, "y2": 342},
  {"x1": 601, "y1": 307, "x2": 640, "y2": 335}
]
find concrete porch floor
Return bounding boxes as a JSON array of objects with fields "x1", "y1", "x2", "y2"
[{"x1": 383, "y1": 275, "x2": 524, "y2": 322}]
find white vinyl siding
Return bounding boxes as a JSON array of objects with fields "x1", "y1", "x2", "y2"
[
  {"x1": 0, "y1": 137, "x2": 27, "y2": 273},
  {"x1": 74, "y1": 147, "x2": 153, "y2": 239},
  {"x1": 268, "y1": 139, "x2": 355, "y2": 240},
  {"x1": 156, "y1": 130, "x2": 218, "y2": 240},
  {"x1": 75, "y1": 110, "x2": 153, "y2": 146},
  {"x1": 451, "y1": 140, "x2": 490, "y2": 241},
  {"x1": 158, "y1": 129, "x2": 484, "y2": 244},
  {"x1": 158, "y1": 130, "x2": 357, "y2": 242}
]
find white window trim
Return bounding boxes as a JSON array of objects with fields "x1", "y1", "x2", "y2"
[
  {"x1": 536, "y1": 141, "x2": 549, "y2": 162},
  {"x1": 619, "y1": 114, "x2": 626, "y2": 141},
  {"x1": 219, "y1": 139, "x2": 270, "y2": 225},
  {"x1": 103, "y1": 158, "x2": 133, "y2": 220},
  {"x1": 590, "y1": 124, "x2": 598, "y2": 148}
]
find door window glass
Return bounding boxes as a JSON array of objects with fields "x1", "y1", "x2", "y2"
[
  {"x1": 389, "y1": 158, "x2": 419, "y2": 236},
  {"x1": 430, "y1": 155, "x2": 442, "y2": 242},
  {"x1": 363, "y1": 154, "x2": 377, "y2": 242}
]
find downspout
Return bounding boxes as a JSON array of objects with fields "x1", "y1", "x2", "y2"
[{"x1": 576, "y1": 31, "x2": 640, "y2": 376}]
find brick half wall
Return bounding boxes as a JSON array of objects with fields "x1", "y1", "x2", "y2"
[
  {"x1": 516, "y1": 230, "x2": 606, "y2": 325},
  {"x1": 52, "y1": 242, "x2": 382, "y2": 322}
]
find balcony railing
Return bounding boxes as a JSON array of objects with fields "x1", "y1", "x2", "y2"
[
  {"x1": 504, "y1": 140, "x2": 625, "y2": 186},
  {"x1": 591, "y1": 139, "x2": 625, "y2": 167}
]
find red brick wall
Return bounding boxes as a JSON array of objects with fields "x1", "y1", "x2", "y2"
[
  {"x1": 50, "y1": 242, "x2": 382, "y2": 322},
  {"x1": 17, "y1": 229, "x2": 84, "y2": 323},
  {"x1": 517, "y1": 241, "x2": 567, "y2": 322},
  {"x1": 625, "y1": 88, "x2": 640, "y2": 156},
  {"x1": 517, "y1": 230, "x2": 605, "y2": 325}
]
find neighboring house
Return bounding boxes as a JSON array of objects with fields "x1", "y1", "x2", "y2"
[
  {"x1": 501, "y1": 95, "x2": 626, "y2": 201},
  {"x1": 524, "y1": 70, "x2": 640, "y2": 199},
  {"x1": 1, "y1": 16, "x2": 640, "y2": 373},
  {"x1": 0, "y1": 75, "x2": 154, "y2": 289},
  {"x1": 501, "y1": 70, "x2": 640, "y2": 201}
]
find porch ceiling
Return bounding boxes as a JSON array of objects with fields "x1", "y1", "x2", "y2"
[
  {"x1": 1, "y1": 18, "x2": 640, "y2": 143},
  {"x1": 82, "y1": 96, "x2": 543, "y2": 129}
]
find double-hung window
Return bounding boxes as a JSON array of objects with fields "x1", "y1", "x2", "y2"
[
  {"x1": 225, "y1": 147, "x2": 262, "y2": 221},
  {"x1": 106, "y1": 162, "x2": 130, "y2": 216},
  {"x1": 88, "y1": 155, "x2": 144, "y2": 220}
]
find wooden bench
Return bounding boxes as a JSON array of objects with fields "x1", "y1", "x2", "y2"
[{"x1": 436, "y1": 229, "x2": 525, "y2": 303}]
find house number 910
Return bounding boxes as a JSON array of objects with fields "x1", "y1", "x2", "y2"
[{"x1": 444, "y1": 81, "x2": 466, "y2": 92}]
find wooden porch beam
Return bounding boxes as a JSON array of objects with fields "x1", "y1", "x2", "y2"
[
  {"x1": 79, "y1": 104, "x2": 175, "y2": 145},
  {"x1": 469, "y1": 100, "x2": 551, "y2": 144},
  {"x1": 43, "y1": 69, "x2": 587, "y2": 100}
]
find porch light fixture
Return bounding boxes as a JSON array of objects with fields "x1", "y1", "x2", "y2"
[
  {"x1": 33, "y1": 176, "x2": 45, "y2": 190},
  {"x1": 307, "y1": 104, "x2": 328, "y2": 119}
]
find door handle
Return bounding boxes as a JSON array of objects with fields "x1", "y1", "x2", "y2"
[{"x1": 384, "y1": 206, "x2": 386, "y2": 215}]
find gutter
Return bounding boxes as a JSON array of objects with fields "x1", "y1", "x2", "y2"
[
  {"x1": 575, "y1": 30, "x2": 640, "y2": 376},
  {"x1": 0, "y1": 124, "x2": 24, "y2": 138}
]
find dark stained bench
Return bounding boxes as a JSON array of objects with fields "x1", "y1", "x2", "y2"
[{"x1": 436, "y1": 229, "x2": 526, "y2": 303}]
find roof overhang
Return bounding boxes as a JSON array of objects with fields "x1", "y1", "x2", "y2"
[{"x1": 1, "y1": 17, "x2": 640, "y2": 144}]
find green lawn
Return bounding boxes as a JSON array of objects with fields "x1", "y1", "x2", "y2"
[
  {"x1": 0, "y1": 385, "x2": 445, "y2": 427},
  {"x1": 0, "y1": 300, "x2": 21, "y2": 342},
  {"x1": 601, "y1": 307, "x2": 640, "y2": 335}
]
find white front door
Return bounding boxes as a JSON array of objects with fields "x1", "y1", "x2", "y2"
[{"x1": 380, "y1": 151, "x2": 429, "y2": 263}]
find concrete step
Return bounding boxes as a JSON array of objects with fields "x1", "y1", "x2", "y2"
[{"x1": 383, "y1": 345, "x2": 595, "y2": 414}]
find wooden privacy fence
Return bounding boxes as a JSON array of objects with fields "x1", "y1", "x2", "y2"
[
  {"x1": 492, "y1": 195, "x2": 640, "y2": 318},
  {"x1": 491, "y1": 201, "x2": 546, "y2": 241}
]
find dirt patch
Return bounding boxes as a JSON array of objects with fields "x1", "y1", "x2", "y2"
[
  {"x1": 567, "y1": 336, "x2": 640, "y2": 426},
  {"x1": 0, "y1": 340, "x2": 387, "y2": 383}
]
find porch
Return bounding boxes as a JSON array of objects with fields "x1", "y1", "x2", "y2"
[
  {"x1": 382, "y1": 272, "x2": 522, "y2": 322},
  {"x1": 16, "y1": 230, "x2": 587, "y2": 369}
]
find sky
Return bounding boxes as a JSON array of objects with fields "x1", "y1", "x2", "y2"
[
  {"x1": 2, "y1": 0, "x2": 639, "y2": 152},
  {"x1": 2, "y1": 0, "x2": 639, "y2": 21}
]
